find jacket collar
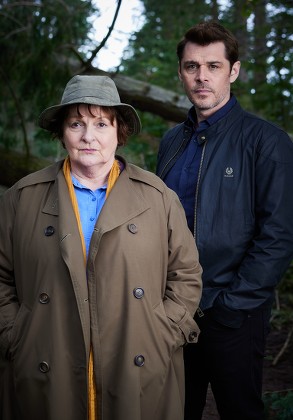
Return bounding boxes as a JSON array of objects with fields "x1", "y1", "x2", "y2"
[{"x1": 185, "y1": 94, "x2": 238, "y2": 131}]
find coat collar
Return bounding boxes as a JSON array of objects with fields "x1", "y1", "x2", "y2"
[
  {"x1": 96, "y1": 162, "x2": 151, "y2": 234},
  {"x1": 40, "y1": 158, "x2": 152, "y2": 236}
]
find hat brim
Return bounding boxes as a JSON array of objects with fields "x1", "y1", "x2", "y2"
[{"x1": 38, "y1": 98, "x2": 141, "y2": 136}]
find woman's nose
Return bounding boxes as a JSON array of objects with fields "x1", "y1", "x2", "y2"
[{"x1": 82, "y1": 125, "x2": 95, "y2": 143}]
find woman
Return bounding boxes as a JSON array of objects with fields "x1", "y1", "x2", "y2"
[{"x1": 0, "y1": 75, "x2": 202, "y2": 420}]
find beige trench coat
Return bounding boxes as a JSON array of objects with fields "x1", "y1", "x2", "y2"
[{"x1": 0, "y1": 159, "x2": 202, "y2": 420}]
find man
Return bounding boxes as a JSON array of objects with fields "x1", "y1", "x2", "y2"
[{"x1": 156, "y1": 20, "x2": 293, "y2": 420}]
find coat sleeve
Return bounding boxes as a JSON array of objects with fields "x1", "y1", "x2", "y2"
[
  {"x1": 0, "y1": 188, "x2": 19, "y2": 358},
  {"x1": 163, "y1": 187, "x2": 202, "y2": 344},
  {"x1": 220, "y1": 128, "x2": 293, "y2": 313}
]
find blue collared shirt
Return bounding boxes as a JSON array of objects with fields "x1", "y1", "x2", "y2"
[
  {"x1": 164, "y1": 95, "x2": 237, "y2": 233},
  {"x1": 72, "y1": 175, "x2": 107, "y2": 257}
]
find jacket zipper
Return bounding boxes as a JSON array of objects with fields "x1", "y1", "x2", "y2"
[
  {"x1": 193, "y1": 141, "x2": 207, "y2": 240},
  {"x1": 194, "y1": 140, "x2": 206, "y2": 319}
]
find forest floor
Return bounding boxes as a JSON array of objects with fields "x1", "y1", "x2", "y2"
[{"x1": 201, "y1": 324, "x2": 293, "y2": 419}]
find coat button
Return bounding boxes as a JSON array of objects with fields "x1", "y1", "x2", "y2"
[
  {"x1": 128, "y1": 223, "x2": 138, "y2": 234},
  {"x1": 39, "y1": 293, "x2": 50, "y2": 304},
  {"x1": 189, "y1": 331, "x2": 198, "y2": 342},
  {"x1": 133, "y1": 287, "x2": 144, "y2": 299},
  {"x1": 134, "y1": 355, "x2": 145, "y2": 367},
  {"x1": 44, "y1": 226, "x2": 55, "y2": 236},
  {"x1": 39, "y1": 361, "x2": 50, "y2": 373}
]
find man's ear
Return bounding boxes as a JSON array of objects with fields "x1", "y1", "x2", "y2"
[{"x1": 230, "y1": 61, "x2": 241, "y2": 83}]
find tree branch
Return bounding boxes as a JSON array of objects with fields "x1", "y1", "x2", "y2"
[{"x1": 83, "y1": 0, "x2": 123, "y2": 70}]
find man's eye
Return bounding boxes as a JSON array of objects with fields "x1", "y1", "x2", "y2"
[{"x1": 186, "y1": 64, "x2": 198, "y2": 73}]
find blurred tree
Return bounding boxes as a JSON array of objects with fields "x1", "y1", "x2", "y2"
[
  {"x1": 0, "y1": 0, "x2": 98, "y2": 157},
  {"x1": 118, "y1": 0, "x2": 220, "y2": 169},
  {"x1": 0, "y1": 0, "x2": 291, "y2": 173},
  {"x1": 227, "y1": 0, "x2": 293, "y2": 131},
  {"x1": 257, "y1": 0, "x2": 292, "y2": 130},
  {"x1": 119, "y1": 0, "x2": 293, "y2": 132},
  {"x1": 120, "y1": 0, "x2": 216, "y2": 91}
]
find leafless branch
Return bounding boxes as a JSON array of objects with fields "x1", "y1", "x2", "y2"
[{"x1": 83, "y1": 0, "x2": 123, "y2": 70}]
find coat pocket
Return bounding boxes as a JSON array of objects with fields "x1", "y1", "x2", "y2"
[
  {"x1": 153, "y1": 300, "x2": 184, "y2": 354},
  {"x1": 8, "y1": 303, "x2": 31, "y2": 360}
]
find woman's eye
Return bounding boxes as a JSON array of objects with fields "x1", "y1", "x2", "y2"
[{"x1": 70, "y1": 121, "x2": 82, "y2": 128}]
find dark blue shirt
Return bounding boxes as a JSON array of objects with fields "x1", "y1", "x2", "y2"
[{"x1": 164, "y1": 95, "x2": 237, "y2": 233}]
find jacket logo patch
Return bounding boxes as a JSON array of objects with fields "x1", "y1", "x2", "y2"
[{"x1": 224, "y1": 167, "x2": 234, "y2": 177}]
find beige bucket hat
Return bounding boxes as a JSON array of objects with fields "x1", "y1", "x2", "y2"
[{"x1": 38, "y1": 75, "x2": 141, "y2": 135}]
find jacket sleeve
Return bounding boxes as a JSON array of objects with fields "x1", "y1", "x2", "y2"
[
  {"x1": 220, "y1": 128, "x2": 293, "y2": 314},
  {"x1": 163, "y1": 187, "x2": 202, "y2": 344},
  {"x1": 0, "y1": 188, "x2": 19, "y2": 358}
]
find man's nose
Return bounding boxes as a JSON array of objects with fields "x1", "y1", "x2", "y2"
[{"x1": 196, "y1": 65, "x2": 208, "y2": 82}]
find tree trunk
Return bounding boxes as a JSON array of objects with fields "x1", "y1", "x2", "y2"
[
  {"x1": 85, "y1": 69, "x2": 191, "y2": 123},
  {"x1": 0, "y1": 148, "x2": 52, "y2": 188}
]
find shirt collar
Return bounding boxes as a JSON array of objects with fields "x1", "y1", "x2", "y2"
[
  {"x1": 188, "y1": 94, "x2": 237, "y2": 131},
  {"x1": 71, "y1": 174, "x2": 107, "y2": 191}
]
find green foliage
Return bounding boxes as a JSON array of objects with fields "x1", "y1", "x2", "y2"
[
  {"x1": 119, "y1": 135, "x2": 157, "y2": 172},
  {"x1": 264, "y1": 391, "x2": 293, "y2": 420},
  {"x1": 118, "y1": 110, "x2": 168, "y2": 172},
  {"x1": 120, "y1": 0, "x2": 216, "y2": 91},
  {"x1": 268, "y1": 262, "x2": 293, "y2": 332},
  {"x1": 33, "y1": 129, "x2": 67, "y2": 161},
  {"x1": 120, "y1": 0, "x2": 293, "y2": 132},
  {"x1": 264, "y1": 261, "x2": 293, "y2": 417},
  {"x1": 279, "y1": 263, "x2": 293, "y2": 296},
  {"x1": 0, "y1": 0, "x2": 98, "y2": 154},
  {"x1": 242, "y1": 1, "x2": 293, "y2": 132},
  {"x1": 0, "y1": 0, "x2": 292, "y2": 170}
]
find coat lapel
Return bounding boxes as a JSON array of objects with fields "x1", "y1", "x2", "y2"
[
  {"x1": 44, "y1": 170, "x2": 91, "y2": 357},
  {"x1": 96, "y1": 168, "x2": 150, "y2": 233}
]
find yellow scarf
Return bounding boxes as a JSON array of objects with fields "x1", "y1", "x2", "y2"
[{"x1": 63, "y1": 156, "x2": 120, "y2": 420}]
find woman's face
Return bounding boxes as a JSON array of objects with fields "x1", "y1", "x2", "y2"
[{"x1": 63, "y1": 104, "x2": 118, "y2": 173}]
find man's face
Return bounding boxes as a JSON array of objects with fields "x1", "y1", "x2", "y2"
[{"x1": 178, "y1": 41, "x2": 240, "y2": 121}]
